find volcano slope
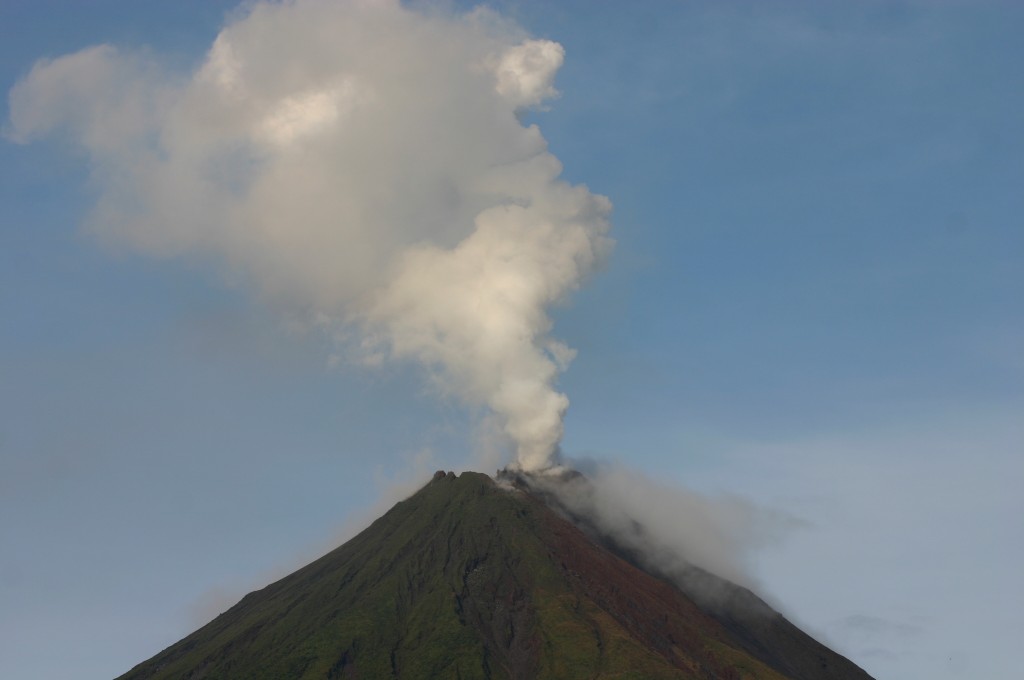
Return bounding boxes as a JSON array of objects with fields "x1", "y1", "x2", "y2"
[{"x1": 118, "y1": 471, "x2": 873, "y2": 680}]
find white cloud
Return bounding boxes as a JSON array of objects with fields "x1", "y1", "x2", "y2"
[
  {"x1": 6, "y1": 0, "x2": 612, "y2": 471},
  {"x1": 491, "y1": 39, "x2": 565, "y2": 109},
  {"x1": 5, "y1": 45, "x2": 167, "y2": 153}
]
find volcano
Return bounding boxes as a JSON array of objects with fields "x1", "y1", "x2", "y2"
[{"x1": 117, "y1": 471, "x2": 873, "y2": 679}]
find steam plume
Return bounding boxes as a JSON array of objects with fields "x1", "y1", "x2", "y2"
[
  {"x1": 512, "y1": 462, "x2": 796, "y2": 592},
  {"x1": 6, "y1": 0, "x2": 612, "y2": 470}
]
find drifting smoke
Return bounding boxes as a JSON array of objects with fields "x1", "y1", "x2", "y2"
[
  {"x1": 5, "y1": 0, "x2": 611, "y2": 471},
  {"x1": 517, "y1": 462, "x2": 802, "y2": 593}
]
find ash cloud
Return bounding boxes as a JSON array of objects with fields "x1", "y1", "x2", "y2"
[{"x1": 5, "y1": 0, "x2": 611, "y2": 472}]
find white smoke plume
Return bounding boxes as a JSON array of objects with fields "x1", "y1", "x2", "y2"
[
  {"x1": 6, "y1": 0, "x2": 612, "y2": 471},
  {"x1": 519, "y1": 462, "x2": 803, "y2": 593}
]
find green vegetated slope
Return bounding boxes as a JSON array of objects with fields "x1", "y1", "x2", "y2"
[{"x1": 118, "y1": 471, "x2": 872, "y2": 680}]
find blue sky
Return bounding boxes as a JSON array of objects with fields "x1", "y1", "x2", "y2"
[{"x1": 2, "y1": 1, "x2": 1022, "y2": 678}]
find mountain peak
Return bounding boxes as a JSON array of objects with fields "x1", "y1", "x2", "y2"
[{"x1": 118, "y1": 470, "x2": 872, "y2": 679}]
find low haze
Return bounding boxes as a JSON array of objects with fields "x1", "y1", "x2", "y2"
[{"x1": 2, "y1": 1, "x2": 1021, "y2": 679}]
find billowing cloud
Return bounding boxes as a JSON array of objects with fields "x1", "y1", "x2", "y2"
[{"x1": 6, "y1": 0, "x2": 612, "y2": 471}]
